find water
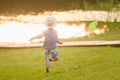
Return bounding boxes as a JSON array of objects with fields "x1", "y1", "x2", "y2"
[{"x1": 0, "y1": 11, "x2": 110, "y2": 43}]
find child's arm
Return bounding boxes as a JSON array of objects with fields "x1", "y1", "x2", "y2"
[
  {"x1": 55, "y1": 31, "x2": 63, "y2": 44},
  {"x1": 29, "y1": 32, "x2": 44, "y2": 41},
  {"x1": 57, "y1": 40, "x2": 63, "y2": 44}
]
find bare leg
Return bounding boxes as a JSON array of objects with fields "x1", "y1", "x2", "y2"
[
  {"x1": 44, "y1": 49, "x2": 50, "y2": 73},
  {"x1": 50, "y1": 49, "x2": 59, "y2": 61},
  {"x1": 45, "y1": 57, "x2": 50, "y2": 73}
]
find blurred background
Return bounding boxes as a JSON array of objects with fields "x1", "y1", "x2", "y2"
[
  {"x1": 0, "y1": 0, "x2": 120, "y2": 43},
  {"x1": 0, "y1": 0, "x2": 120, "y2": 14}
]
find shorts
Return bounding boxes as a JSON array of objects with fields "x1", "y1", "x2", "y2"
[{"x1": 44, "y1": 48, "x2": 58, "y2": 59}]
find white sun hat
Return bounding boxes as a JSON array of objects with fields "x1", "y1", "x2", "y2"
[{"x1": 45, "y1": 17, "x2": 56, "y2": 26}]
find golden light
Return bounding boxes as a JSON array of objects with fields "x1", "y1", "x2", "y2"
[
  {"x1": 0, "y1": 21, "x2": 46, "y2": 43},
  {"x1": 55, "y1": 23, "x2": 86, "y2": 38},
  {"x1": 0, "y1": 14, "x2": 107, "y2": 43}
]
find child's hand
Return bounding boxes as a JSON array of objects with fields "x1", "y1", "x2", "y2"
[{"x1": 58, "y1": 41, "x2": 63, "y2": 44}]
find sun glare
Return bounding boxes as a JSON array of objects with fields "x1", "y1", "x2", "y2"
[
  {"x1": 0, "y1": 14, "x2": 107, "y2": 43},
  {"x1": 55, "y1": 23, "x2": 86, "y2": 38}
]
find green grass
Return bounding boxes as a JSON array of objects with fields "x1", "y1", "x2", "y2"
[
  {"x1": 0, "y1": 47, "x2": 120, "y2": 80},
  {"x1": 84, "y1": 0, "x2": 120, "y2": 11}
]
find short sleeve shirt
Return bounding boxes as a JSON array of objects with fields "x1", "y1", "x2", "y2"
[{"x1": 43, "y1": 29, "x2": 58, "y2": 49}]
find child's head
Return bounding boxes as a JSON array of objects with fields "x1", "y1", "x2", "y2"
[{"x1": 45, "y1": 17, "x2": 56, "y2": 29}]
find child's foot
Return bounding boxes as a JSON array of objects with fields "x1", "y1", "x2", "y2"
[
  {"x1": 46, "y1": 68, "x2": 49, "y2": 73},
  {"x1": 49, "y1": 58, "x2": 58, "y2": 61}
]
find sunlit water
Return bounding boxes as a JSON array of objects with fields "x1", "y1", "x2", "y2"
[{"x1": 0, "y1": 14, "x2": 108, "y2": 43}]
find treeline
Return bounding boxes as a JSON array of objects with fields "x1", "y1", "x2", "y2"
[{"x1": 0, "y1": 0, "x2": 120, "y2": 14}]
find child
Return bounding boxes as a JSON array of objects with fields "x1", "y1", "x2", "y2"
[{"x1": 29, "y1": 17, "x2": 62, "y2": 73}]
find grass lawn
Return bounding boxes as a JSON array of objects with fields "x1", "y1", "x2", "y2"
[{"x1": 0, "y1": 47, "x2": 120, "y2": 80}]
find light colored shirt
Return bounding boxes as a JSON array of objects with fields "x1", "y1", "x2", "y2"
[{"x1": 42, "y1": 29, "x2": 59, "y2": 49}]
